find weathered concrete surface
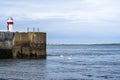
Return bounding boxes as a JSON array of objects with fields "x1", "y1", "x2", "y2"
[
  {"x1": 0, "y1": 32, "x2": 46, "y2": 59},
  {"x1": 0, "y1": 32, "x2": 14, "y2": 49}
]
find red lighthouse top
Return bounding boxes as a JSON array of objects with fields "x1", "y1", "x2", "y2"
[{"x1": 7, "y1": 17, "x2": 13, "y2": 24}]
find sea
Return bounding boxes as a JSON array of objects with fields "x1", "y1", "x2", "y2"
[{"x1": 0, "y1": 45, "x2": 120, "y2": 80}]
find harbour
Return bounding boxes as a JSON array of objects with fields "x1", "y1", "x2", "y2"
[{"x1": 0, "y1": 17, "x2": 46, "y2": 59}]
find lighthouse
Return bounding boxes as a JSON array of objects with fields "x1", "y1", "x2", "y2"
[{"x1": 7, "y1": 17, "x2": 13, "y2": 32}]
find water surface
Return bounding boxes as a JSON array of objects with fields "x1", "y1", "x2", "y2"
[{"x1": 0, "y1": 45, "x2": 120, "y2": 80}]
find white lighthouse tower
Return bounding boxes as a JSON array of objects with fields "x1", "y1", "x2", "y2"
[{"x1": 7, "y1": 17, "x2": 13, "y2": 32}]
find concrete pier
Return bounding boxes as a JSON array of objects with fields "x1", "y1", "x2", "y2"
[{"x1": 0, "y1": 31, "x2": 46, "y2": 59}]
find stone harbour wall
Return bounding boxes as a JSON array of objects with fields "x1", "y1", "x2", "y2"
[
  {"x1": 0, "y1": 32, "x2": 14, "y2": 49},
  {"x1": 0, "y1": 32, "x2": 46, "y2": 59}
]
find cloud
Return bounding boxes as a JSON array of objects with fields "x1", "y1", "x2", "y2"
[
  {"x1": 0, "y1": 0, "x2": 120, "y2": 22},
  {"x1": 0, "y1": 0, "x2": 120, "y2": 43}
]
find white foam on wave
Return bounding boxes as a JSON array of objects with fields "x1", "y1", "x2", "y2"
[
  {"x1": 68, "y1": 57, "x2": 72, "y2": 60},
  {"x1": 68, "y1": 55, "x2": 72, "y2": 59},
  {"x1": 60, "y1": 55, "x2": 64, "y2": 58}
]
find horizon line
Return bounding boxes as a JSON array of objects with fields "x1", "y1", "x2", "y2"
[{"x1": 47, "y1": 43, "x2": 120, "y2": 46}]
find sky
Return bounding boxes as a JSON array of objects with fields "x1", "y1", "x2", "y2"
[{"x1": 0, "y1": 0, "x2": 120, "y2": 44}]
